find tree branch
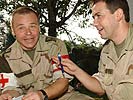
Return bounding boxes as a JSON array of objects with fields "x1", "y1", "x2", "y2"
[{"x1": 57, "y1": 0, "x2": 82, "y2": 27}]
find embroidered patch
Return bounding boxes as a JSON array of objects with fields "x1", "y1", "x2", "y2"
[{"x1": 105, "y1": 69, "x2": 113, "y2": 74}]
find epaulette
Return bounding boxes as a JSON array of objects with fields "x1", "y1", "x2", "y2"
[
  {"x1": 45, "y1": 36, "x2": 57, "y2": 42},
  {"x1": 0, "y1": 48, "x2": 11, "y2": 58},
  {"x1": 3, "y1": 48, "x2": 11, "y2": 54}
]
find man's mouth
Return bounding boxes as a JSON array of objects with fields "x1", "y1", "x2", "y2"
[{"x1": 24, "y1": 38, "x2": 34, "y2": 43}]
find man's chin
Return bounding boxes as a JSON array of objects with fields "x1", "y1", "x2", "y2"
[
  {"x1": 101, "y1": 37, "x2": 107, "y2": 39},
  {"x1": 21, "y1": 45, "x2": 35, "y2": 50},
  {"x1": 100, "y1": 34, "x2": 107, "y2": 39}
]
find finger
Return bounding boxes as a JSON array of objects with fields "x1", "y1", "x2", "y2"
[
  {"x1": 52, "y1": 57, "x2": 58, "y2": 61},
  {"x1": 52, "y1": 57, "x2": 59, "y2": 64},
  {"x1": 1, "y1": 93, "x2": 12, "y2": 100},
  {"x1": 22, "y1": 93, "x2": 32, "y2": 100}
]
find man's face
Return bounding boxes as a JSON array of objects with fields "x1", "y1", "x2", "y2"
[
  {"x1": 92, "y1": 1, "x2": 118, "y2": 40},
  {"x1": 12, "y1": 12, "x2": 40, "y2": 50}
]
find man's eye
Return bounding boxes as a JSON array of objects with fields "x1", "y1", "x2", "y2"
[
  {"x1": 31, "y1": 25, "x2": 35, "y2": 28},
  {"x1": 30, "y1": 25, "x2": 37, "y2": 29},
  {"x1": 97, "y1": 14, "x2": 101, "y2": 18},
  {"x1": 92, "y1": 14, "x2": 102, "y2": 20},
  {"x1": 18, "y1": 27, "x2": 24, "y2": 30}
]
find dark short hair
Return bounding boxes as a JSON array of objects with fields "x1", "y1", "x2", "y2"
[
  {"x1": 10, "y1": 6, "x2": 39, "y2": 26},
  {"x1": 90, "y1": 0, "x2": 130, "y2": 22},
  {"x1": 10, "y1": 6, "x2": 40, "y2": 36},
  {"x1": 12, "y1": 6, "x2": 39, "y2": 18}
]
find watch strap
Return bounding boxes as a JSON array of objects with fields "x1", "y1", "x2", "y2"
[{"x1": 39, "y1": 90, "x2": 48, "y2": 100}]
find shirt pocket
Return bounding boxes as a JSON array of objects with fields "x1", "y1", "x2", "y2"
[{"x1": 103, "y1": 68, "x2": 113, "y2": 86}]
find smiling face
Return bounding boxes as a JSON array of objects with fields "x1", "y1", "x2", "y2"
[
  {"x1": 12, "y1": 12, "x2": 40, "y2": 50},
  {"x1": 92, "y1": 1, "x2": 119, "y2": 40}
]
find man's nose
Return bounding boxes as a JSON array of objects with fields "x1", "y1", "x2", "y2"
[
  {"x1": 25, "y1": 28, "x2": 32, "y2": 35},
  {"x1": 92, "y1": 18, "x2": 99, "y2": 27}
]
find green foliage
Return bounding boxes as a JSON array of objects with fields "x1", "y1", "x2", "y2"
[
  {"x1": 65, "y1": 40, "x2": 102, "y2": 75},
  {"x1": 57, "y1": 0, "x2": 71, "y2": 18}
]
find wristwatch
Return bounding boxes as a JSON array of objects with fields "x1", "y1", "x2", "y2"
[{"x1": 39, "y1": 90, "x2": 48, "y2": 100}]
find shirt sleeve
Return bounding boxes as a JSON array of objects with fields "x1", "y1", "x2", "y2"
[{"x1": 92, "y1": 58, "x2": 106, "y2": 90}]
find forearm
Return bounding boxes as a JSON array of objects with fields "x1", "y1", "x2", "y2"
[
  {"x1": 75, "y1": 68, "x2": 105, "y2": 95},
  {"x1": 44, "y1": 78, "x2": 69, "y2": 99}
]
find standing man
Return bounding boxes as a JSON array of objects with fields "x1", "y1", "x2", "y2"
[
  {"x1": 53, "y1": 0, "x2": 133, "y2": 100},
  {"x1": 0, "y1": 7, "x2": 93, "y2": 100}
]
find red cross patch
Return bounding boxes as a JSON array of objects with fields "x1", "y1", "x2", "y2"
[{"x1": 0, "y1": 74, "x2": 9, "y2": 88}]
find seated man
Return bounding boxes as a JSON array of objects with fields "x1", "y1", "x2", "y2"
[{"x1": 0, "y1": 6, "x2": 93, "y2": 100}]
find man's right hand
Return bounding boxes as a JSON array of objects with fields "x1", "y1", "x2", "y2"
[
  {"x1": 0, "y1": 93, "x2": 12, "y2": 100},
  {"x1": 52, "y1": 57, "x2": 79, "y2": 76}
]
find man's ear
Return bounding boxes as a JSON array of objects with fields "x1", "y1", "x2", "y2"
[
  {"x1": 114, "y1": 8, "x2": 124, "y2": 22},
  {"x1": 10, "y1": 26, "x2": 16, "y2": 38}
]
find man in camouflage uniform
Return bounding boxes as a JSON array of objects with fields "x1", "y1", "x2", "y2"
[
  {"x1": 52, "y1": 0, "x2": 133, "y2": 100},
  {"x1": 0, "y1": 7, "x2": 93, "y2": 100}
]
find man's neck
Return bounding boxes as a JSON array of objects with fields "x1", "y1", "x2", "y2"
[{"x1": 113, "y1": 22, "x2": 129, "y2": 45}]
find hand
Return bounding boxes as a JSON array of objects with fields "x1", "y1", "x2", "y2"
[
  {"x1": 52, "y1": 57, "x2": 79, "y2": 75},
  {"x1": 0, "y1": 93, "x2": 12, "y2": 100},
  {"x1": 22, "y1": 91, "x2": 43, "y2": 100}
]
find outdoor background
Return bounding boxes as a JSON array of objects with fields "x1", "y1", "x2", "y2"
[{"x1": 0, "y1": 0, "x2": 133, "y2": 100}]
